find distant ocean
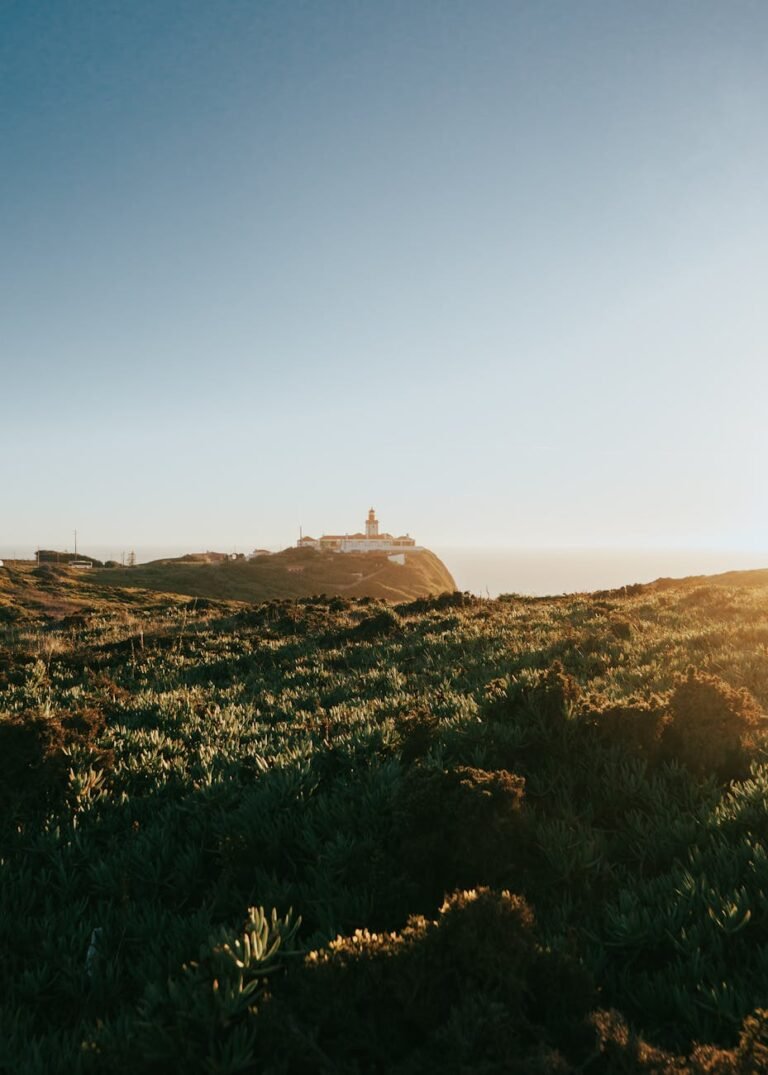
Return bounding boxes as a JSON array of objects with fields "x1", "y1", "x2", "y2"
[
  {"x1": 3, "y1": 544, "x2": 767, "y2": 600},
  {"x1": 432, "y1": 547, "x2": 768, "y2": 599}
]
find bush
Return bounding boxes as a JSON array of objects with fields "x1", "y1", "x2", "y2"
[
  {"x1": 485, "y1": 663, "x2": 582, "y2": 732},
  {"x1": 660, "y1": 670, "x2": 763, "y2": 781},
  {"x1": 351, "y1": 608, "x2": 400, "y2": 640},
  {"x1": 590, "y1": 1006, "x2": 768, "y2": 1073},
  {"x1": 398, "y1": 591, "x2": 478, "y2": 615},
  {"x1": 395, "y1": 708, "x2": 440, "y2": 764},
  {"x1": 0, "y1": 712, "x2": 68, "y2": 817},
  {"x1": 397, "y1": 766, "x2": 529, "y2": 906},
  {"x1": 0, "y1": 705, "x2": 108, "y2": 822},
  {"x1": 588, "y1": 697, "x2": 667, "y2": 760},
  {"x1": 258, "y1": 888, "x2": 595, "y2": 1073}
]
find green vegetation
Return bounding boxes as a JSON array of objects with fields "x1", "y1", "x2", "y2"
[
  {"x1": 1, "y1": 563, "x2": 768, "y2": 1072},
  {"x1": 96, "y1": 547, "x2": 457, "y2": 603}
]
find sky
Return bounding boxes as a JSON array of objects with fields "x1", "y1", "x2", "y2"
[{"x1": 2, "y1": 0, "x2": 767, "y2": 557}]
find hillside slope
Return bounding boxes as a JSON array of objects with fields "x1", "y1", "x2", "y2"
[
  {"x1": 2, "y1": 567, "x2": 768, "y2": 1070},
  {"x1": 92, "y1": 546, "x2": 456, "y2": 603},
  {"x1": 646, "y1": 565, "x2": 768, "y2": 591}
]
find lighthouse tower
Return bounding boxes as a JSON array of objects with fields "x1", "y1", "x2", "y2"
[{"x1": 365, "y1": 507, "x2": 379, "y2": 538}]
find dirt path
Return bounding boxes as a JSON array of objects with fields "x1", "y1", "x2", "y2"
[{"x1": 333, "y1": 564, "x2": 390, "y2": 592}]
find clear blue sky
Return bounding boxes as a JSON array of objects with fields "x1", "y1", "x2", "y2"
[{"x1": 2, "y1": 1, "x2": 767, "y2": 553}]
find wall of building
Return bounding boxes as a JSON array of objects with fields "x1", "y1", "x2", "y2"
[
  {"x1": 297, "y1": 514, "x2": 417, "y2": 554},
  {"x1": 338, "y1": 538, "x2": 418, "y2": 553}
]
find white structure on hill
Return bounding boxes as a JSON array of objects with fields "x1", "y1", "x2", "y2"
[{"x1": 298, "y1": 508, "x2": 419, "y2": 554}]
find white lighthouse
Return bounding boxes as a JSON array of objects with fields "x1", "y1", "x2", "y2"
[
  {"x1": 365, "y1": 507, "x2": 379, "y2": 539},
  {"x1": 297, "y1": 507, "x2": 418, "y2": 553}
]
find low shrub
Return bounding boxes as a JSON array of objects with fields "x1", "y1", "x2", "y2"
[
  {"x1": 395, "y1": 707, "x2": 440, "y2": 764},
  {"x1": 398, "y1": 591, "x2": 478, "y2": 615},
  {"x1": 258, "y1": 888, "x2": 595, "y2": 1073},
  {"x1": 609, "y1": 618, "x2": 633, "y2": 641},
  {"x1": 351, "y1": 608, "x2": 400, "y2": 640},
  {"x1": 0, "y1": 705, "x2": 108, "y2": 822},
  {"x1": 486, "y1": 663, "x2": 582, "y2": 730},
  {"x1": 397, "y1": 765, "x2": 529, "y2": 905},
  {"x1": 0, "y1": 711, "x2": 68, "y2": 815},
  {"x1": 660, "y1": 670, "x2": 764, "y2": 781},
  {"x1": 587, "y1": 697, "x2": 667, "y2": 761},
  {"x1": 590, "y1": 1006, "x2": 768, "y2": 1073}
]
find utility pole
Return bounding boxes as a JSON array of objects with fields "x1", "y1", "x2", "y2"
[{"x1": 74, "y1": 530, "x2": 78, "y2": 558}]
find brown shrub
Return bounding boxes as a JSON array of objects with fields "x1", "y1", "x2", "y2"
[
  {"x1": 61, "y1": 705, "x2": 105, "y2": 738},
  {"x1": 660, "y1": 670, "x2": 764, "y2": 781},
  {"x1": 397, "y1": 591, "x2": 478, "y2": 615},
  {"x1": 259, "y1": 888, "x2": 595, "y2": 1073},
  {"x1": 482, "y1": 675, "x2": 512, "y2": 720},
  {"x1": 350, "y1": 608, "x2": 400, "y2": 640},
  {"x1": 0, "y1": 705, "x2": 109, "y2": 820},
  {"x1": 87, "y1": 671, "x2": 133, "y2": 717},
  {"x1": 484, "y1": 663, "x2": 582, "y2": 728},
  {"x1": 589, "y1": 1006, "x2": 768, "y2": 1074},
  {"x1": 0, "y1": 713, "x2": 68, "y2": 815},
  {"x1": 0, "y1": 650, "x2": 33, "y2": 688},
  {"x1": 397, "y1": 765, "x2": 529, "y2": 905},
  {"x1": 589, "y1": 1008, "x2": 686, "y2": 1072},
  {"x1": 532, "y1": 661, "x2": 582, "y2": 723},
  {"x1": 396, "y1": 709, "x2": 439, "y2": 764},
  {"x1": 731, "y1": 1008, "x2": 768, "y2": 1073},
  {"x1": 588, "y1": 697, "x2": 667, "y2": 760}
]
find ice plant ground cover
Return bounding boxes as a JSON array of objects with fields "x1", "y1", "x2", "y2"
[{"x1": 1, "y1": 564, "x2": 768, "y2": 1072}]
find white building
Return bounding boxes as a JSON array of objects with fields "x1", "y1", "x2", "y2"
[{"x1": 298, "y1": 508, "x2": 419, "y2": 554}]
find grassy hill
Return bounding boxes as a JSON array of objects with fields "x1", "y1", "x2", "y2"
[
  {"x1": 1, "y1": 565, "x2": 768, "y2": 1071},
  {"x1": 645, "y1": 565, "x2": 768, "y2": 591},
  {"x1": 92, "y1": 546, "x2": 457, "y2": 603}
]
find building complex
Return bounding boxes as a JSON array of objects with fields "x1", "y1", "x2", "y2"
[{"x1": 298, "y1": 508, "x2": 418, "y2": 554}]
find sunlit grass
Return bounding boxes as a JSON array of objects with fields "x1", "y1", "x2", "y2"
[{"x1": 0, "y1": 567, "x2": 767, "y2": 1071}]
